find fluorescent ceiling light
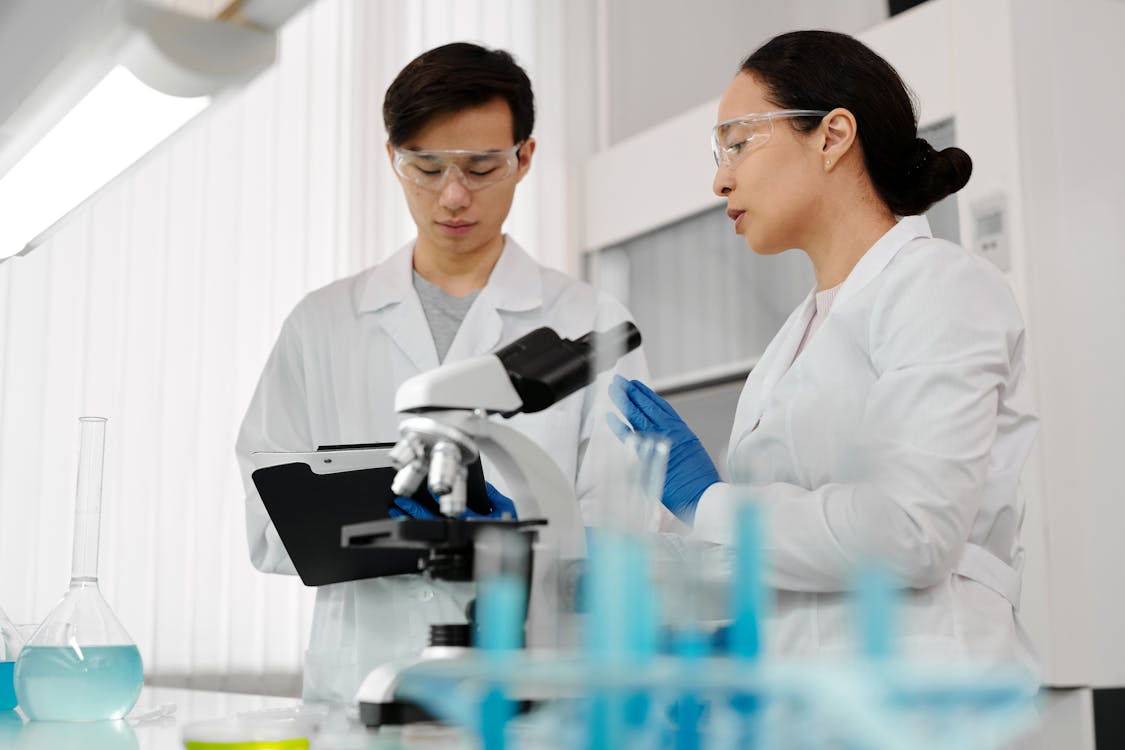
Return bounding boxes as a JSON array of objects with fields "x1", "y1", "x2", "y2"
[
  {"x1": 0, "y1": 0, "x2": 280, "y2": 263},
  {"x1": 0, "y1": 66, "x2": 208, "y2": 261}
]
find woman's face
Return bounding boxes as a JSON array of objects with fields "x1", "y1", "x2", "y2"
[{"x1": 712, "y1": 73, "x2": 824, "y2": 255}]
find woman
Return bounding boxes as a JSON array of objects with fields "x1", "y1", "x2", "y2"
[{"x1": 609, "y1": 30, "x2": 1038, "y2": 667}]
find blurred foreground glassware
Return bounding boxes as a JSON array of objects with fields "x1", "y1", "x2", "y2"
[
  {"x1": 0, "y1": 605, "x2": 23, "y2": 710},
  {"x1": 14, "y1": 417, "x2": 143, "y2": 721}
]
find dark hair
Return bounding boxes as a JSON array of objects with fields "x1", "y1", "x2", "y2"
[
  {"x1": 383, "y1": 42, "x2": 535, "y2": 147},
  {"x1": 740, "y1": 30, "x2": 971, "y2": 216}
]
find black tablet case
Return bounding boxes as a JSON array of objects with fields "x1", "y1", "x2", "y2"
[{"x1": 252, "y1": 444, "x2": 489, "y2": 586}]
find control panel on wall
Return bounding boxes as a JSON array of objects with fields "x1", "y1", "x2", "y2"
[{"x1": 972, "y1": 192, "x2": 1010, "y2": 272}]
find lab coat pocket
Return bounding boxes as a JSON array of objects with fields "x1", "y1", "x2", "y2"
[
  {"x1": 894, "y1": 578, "x2": 960, "y2": 661},
  {"x1": 949, "y1": 574, "x2": 1030, "y2": 666}
]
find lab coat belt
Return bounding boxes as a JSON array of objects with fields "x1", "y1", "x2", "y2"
[{"x1": 953, "y1": 542, "x2": 1021, "y2": 609}]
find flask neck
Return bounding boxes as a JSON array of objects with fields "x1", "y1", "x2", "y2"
[{"x1": 71, "y1": 417, "x2": 107, "y2": 581}]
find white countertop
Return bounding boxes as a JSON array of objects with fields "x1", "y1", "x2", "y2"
[{"x1": 0, "y1": 685, "x2": 465, "y2": 749}]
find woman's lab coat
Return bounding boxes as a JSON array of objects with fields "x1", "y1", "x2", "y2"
[
  {"x1": 236, "y1": 238, "x2": 649, "y2": 704},
  {"x1": 694, "y1": 216, "x2": 1038, "y2": 667}
]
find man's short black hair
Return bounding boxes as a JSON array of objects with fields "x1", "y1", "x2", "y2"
[{"x1": 383, "y1": 42, "x2": 535, "y2": 147}]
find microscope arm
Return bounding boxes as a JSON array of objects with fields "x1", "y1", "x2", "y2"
[
  {"x1": 395, "y1": 322, "x2": 641, "y2": 416},
  {"x1": 452, "y1": 411, "x2": 586, "y2": 559}
]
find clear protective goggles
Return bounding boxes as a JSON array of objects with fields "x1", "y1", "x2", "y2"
[
  {"x1": 391, "y1": 142, "x2": 524, "y2": 192},
  {"x1": 711, "y1": 109, "x2": 829, "y2": 168}
]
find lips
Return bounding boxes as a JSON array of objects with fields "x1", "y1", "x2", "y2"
[
  {"x1": 437, "y1": 221, "x2": 476, "y2": 236},
  {"x1": 726, "y1": 208, "x2": 745, "y2": 232}
]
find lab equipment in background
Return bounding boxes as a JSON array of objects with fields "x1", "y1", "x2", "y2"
[
  {"x1": 181, "y1": 704, "x2": 327, "y2": 750},
  {"x1": 591, "y1": 431, "x2": 669, "y2": 533},
  {"x1": 608, "y1": 375, "x2": 721, "y2": 524},
  {"x1": 387, "y1": 493, "x2": 1039, "y2": 750},
  {"x1": 346, "y1": 517, "x2": 543, "y2": 727},
  {"x1": 0, "y1": 605, "x2": 23, "y2": 710},
  {"x1": 580, "y1": 435, "x2": 668, "y2": 750},
  {"x1": 14, "y1": 417, "x2": 144, "y2": 721},
  {"x1": 351, "y1": 323, "x2": 643, "y2": 722}
]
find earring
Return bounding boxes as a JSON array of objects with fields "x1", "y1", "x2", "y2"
[{"x1": 825, "y1": 159, "x2": 831, "y2": 167}]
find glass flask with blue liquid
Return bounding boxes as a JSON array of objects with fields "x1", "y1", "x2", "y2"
[
  {"x1": 0, "y1": 605, "x2": 24, "y2": 711},
  {"x1": 14, "y1": 417, "x2": 144, "y2": 721}
]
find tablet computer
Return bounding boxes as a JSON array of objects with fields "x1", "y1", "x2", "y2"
[{"x1": 250, "y1": 443, "x2": 489, "y2": 586}]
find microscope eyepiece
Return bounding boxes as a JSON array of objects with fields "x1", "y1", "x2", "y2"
[{"x1": 494, "y1": 322, "x2": 642, "y2": 414}]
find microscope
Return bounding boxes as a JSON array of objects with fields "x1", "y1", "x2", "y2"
[{"x1": 345, "y1": 322, "x2": 641, "y2": 726}]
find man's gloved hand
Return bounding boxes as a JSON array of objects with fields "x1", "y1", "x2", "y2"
[
  {"x1": 389, "y1": 481, "x2": 519, "y2": 520},
  {"x1": 607, "y1": 375, "x2": 721, "y2": 524}
]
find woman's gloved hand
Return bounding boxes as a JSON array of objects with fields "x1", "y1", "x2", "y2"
[
  {"x1": 389, "y1": 482, "x2": 519, "y2": 520},
  {"x1": 607, "y1": 375, "x2": 720, "y2": 524}
]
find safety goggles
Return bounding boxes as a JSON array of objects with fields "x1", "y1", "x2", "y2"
[
  {"x1": 711, "y1": 110, "x2": 829, "y2": 168},
  {"x1": 391, "y1": 142, "x2": 524, "y2": 191}
]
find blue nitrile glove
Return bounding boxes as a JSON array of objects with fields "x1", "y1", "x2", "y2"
[
  {"x1": 389, "y1": 482, "x2": 519, "y2": 520},
  {"x1": 607, "y1": 375, "x2": 721, "y2": 524}
]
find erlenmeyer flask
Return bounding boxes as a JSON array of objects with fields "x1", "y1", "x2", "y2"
[
  {"x1": 14, "y1": 417, "x2": 143, "y2": 721},
  {"x1": 0, "y1": 605, "x2": 23, "y2": 710}
]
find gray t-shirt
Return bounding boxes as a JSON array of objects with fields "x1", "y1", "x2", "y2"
[{"x1": 412, "y1": 270, "x2": 482, "y2": 362}]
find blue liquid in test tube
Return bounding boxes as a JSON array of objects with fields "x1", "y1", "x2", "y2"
[{"x1": 0, "y1": 660, "x2": 15, "y2": 710}]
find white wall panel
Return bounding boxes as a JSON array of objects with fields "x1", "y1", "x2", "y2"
[
  {"x1": 190, "y1": 100, "x2": 241, "y2": 681},
  {"x1": 1009, "y1": 0, "x2": 1125, "y2": 688},
  {"x1": 152, "y1": 128, "x2": 206, "y2": 676},
  {"x1": 306, "y1": 0, "x2": 344, "y2": 286},
  {"x1": 125, "y1": 154, "x2": 173, "y2": 672},
  {"x1": 34, "y1": 218, "x2": 92, "y2": 624},
  {"x1": 583, "y1": 100, "x2": 723, "y2": 251},
  {"x1": 0, "y1": 249, "x2": 48, "y2": 623},
  {"x1": 227, "y1": 71, "x2": 280, "y2": 686},
  {"x1": 261, "y1": 6, "x2": 313, "y2": 682},
  {"x1": 603, "y1": 0, "x2": 887, "y2": 145}
]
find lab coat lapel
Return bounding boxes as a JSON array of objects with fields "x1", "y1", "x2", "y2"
[
  {"x1": 358, "y1": 242, "x2": 440, "y2": 373},
  {"x1": 755, "y1": 291, "x2": 815, "y2": 408},
  {"x1": 443, "y1": 237, "x2": 542, "y2": 362},
  {"x1": 727, "y1": 291, "x2": 815, "y2": 462},
  {"x1": 833, "y1": 214, "x2": 932, "y2": 309}
]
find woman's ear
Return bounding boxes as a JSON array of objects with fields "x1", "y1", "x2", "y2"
[{"x1": 821, "y1": 108, "x2": 858, "y2": 171}]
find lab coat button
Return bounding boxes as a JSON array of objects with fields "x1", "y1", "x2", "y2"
[{"x1": 415, "y1": 588, "x2": 434, "y2": 602}]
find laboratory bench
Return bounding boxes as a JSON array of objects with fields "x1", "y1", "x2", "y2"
[{"x1": 0, "y1": 685, "x2": 464, "y2": 749}]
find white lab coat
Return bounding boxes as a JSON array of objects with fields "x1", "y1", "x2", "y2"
[
  {"x1": 236, "y1": 237, "x2": 649, "y2": 704},
  {"x1": 694, "y1": 216, "x2": 1038, "y2": 668}
]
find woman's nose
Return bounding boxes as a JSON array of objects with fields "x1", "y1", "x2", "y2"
[{"x1": 713, "y1": 166, "x2": 734, "y2": 197}]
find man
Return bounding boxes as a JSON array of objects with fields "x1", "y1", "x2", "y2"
[{"x1": 236, "y1": 42, "x2": 648, "y2": 704}]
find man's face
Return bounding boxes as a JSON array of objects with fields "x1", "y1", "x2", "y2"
[{"x1": 388, "y1": 97, "x2": 534, "y2": 259}]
